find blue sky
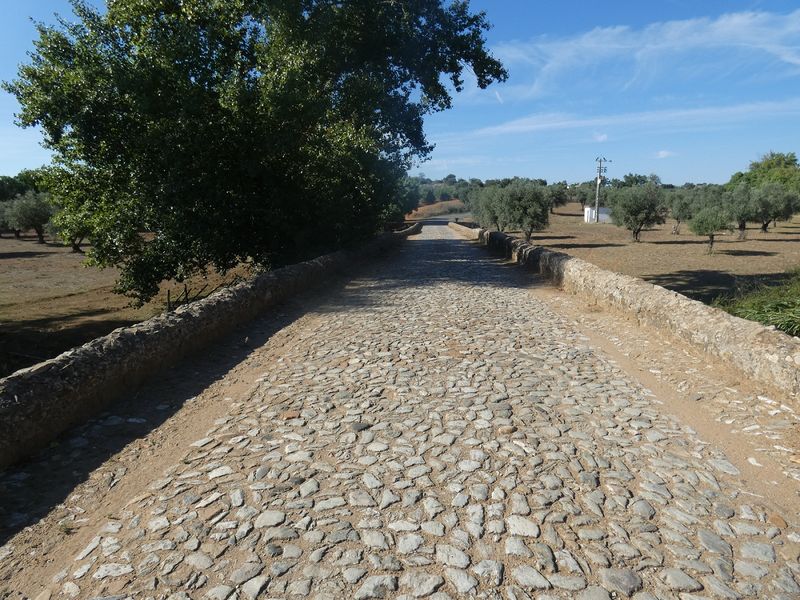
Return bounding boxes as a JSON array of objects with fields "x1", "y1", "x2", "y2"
[{"x1": 1, "y1": 1, "x2": 799, "y2": 185}]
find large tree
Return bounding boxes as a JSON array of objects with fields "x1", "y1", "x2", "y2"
[{"x1": 6, "y1": 0, "x2": 506, "y2": 303}]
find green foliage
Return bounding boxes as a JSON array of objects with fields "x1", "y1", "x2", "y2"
[
  {"x1": 474, "y1": 185, "x2": 506, "y2": 231},
  {"x1": 4, "y1": 191, "x2": 54, "y2": 243},
  {"x1": 570, "y1": 184, "x2": 592, "y2": 209},
  {"x1": 472, "y1": 178, "x2": 549, "y2": 238},
  {"x1": 0, "y1": 176, "x2": 27, "y2": 201},
  {"x1": 725, "y1": 182, "x2": 754, "y2": 239},
  {"x1": 665, "y1": 189, "x2": 694, "y2": 233},
  {"x1": 716, "y1": 270, "x2": 800, "y2": 336},
  {"x1": 608, "y1": 183, "x2": 666, "y2": 241},
  {"x1": 546, "y1": 182, "x2": 568, "y2": 214},
  {"x1": 503, "y1": 180, "x2": 549, "y2": 241},
  {"x1": 751, "y1": 181, "x2": 798, "y2": 232},
  {"x1": 729, "y1": 151, "x2": 800, "y2": 192},
  {"x1": 0, "y1": 201, "x2": 10, "y2": 233},
  {"x1": 5, "y1": 0, "x2": 506, "y2": 303},
  {"x1": 688, "y1": 206, "x2": 732, "y2": 252}
]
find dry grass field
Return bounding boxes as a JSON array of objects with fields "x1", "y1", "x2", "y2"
[
  {"x1": 514, "y1": 202, "x2": 800, "y2": 303},
  {"x1": 0, "y1": 234, "x2": 248, "y2": 378}
]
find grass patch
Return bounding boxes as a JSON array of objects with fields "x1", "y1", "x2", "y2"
[{"x1": 715, "y1": 269, "x2": 800, "y2": 336}]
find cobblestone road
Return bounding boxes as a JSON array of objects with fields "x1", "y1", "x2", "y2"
[{"x1": 7, "y1": 226, "x2": 800, "y2": 599}]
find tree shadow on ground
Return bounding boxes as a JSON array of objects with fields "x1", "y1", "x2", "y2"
[
  {"x1": 642, "y1": 270, "x2": 792, "y2": 304},
  {"x1": 719, "y1": 249, "x2": 777, "y2": 257},
  {"x1": 0, "y1": 267, "x2": 371, "y2": 544},
  {"x1": 648, "y1": 238, "x2": 709, "y2": 245},
  {"x1": 548, "y1": 242, "x2": 626, "y2": 250},
  {"x1": 0, "y1": 251, "x2": 52, "y2": 260},
  {"x1": 528, "y1": 235, "x2": 575, "y2": 241}
]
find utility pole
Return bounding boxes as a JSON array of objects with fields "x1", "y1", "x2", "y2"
[{"x1": 594, "y1": 157, "x2": 611, "y2": 223}]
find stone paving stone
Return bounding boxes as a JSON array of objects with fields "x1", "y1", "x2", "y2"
[{"x1": 9, "y1": 225, "x2": 800, "y2": 599}]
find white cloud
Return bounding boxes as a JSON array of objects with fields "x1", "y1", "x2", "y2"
[
  {"x1": 469, "y1": 98, "x2": 800, "y2": 138},
  {"x1": 494, "y1": 91, "x2": 504, "y2": 104},
  {"x1": 593, "y1": 132, "x2": 608, "y2": 142},
  {"x1": 484, "y1": 10, "x2": 800, "y2": 101},
  {"x1": 656, "y1": 150, "x2": 675, "y2": 159}
]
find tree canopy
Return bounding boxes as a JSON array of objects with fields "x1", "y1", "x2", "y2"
[
  {"x1": 608, "y1": 183, "x2": 667, "y2": 242},
  {"x1": 729, "y1": 151, "x2": 800, "y2": 192},
  {"x1": 5, "y1": 0, "x2": 506, "y2": 302}
]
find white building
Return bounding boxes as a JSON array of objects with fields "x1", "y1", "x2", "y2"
[{"x1": 584, "y1": 207, "x2": 612, "y2": 223}]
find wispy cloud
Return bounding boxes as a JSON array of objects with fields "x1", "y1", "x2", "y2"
[
  {"x1": 470, "y1": 98, "x2": 800, "y2": 137},
  {"x1": 593, "y1": 132, "x2": 608, "y2": 142},
  {"x1": 483, "y1": 10, "x2": 800, "y2": 101},
  {"x1": 656, "y1": 150, "x2": 675, "y2": 159}
]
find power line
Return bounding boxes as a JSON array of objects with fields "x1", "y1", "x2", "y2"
[{"x1": 594, "y1": 157, "x2": 611, "y2": 223}]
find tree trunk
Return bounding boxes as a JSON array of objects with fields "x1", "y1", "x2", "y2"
[
  {"x1": 632, "y1": 228, "x2": 641, "y2": 242},
  {"x1": 13, "y1": 229, "x2": 21, "y2": 239},
  {"x1": 737, "y1": 220, "x2": 747, "y2": 240},
  {"x1": 671, "y1": 221, "x2": 681, "y2": 235},
  {"x1": 761, "y1": 221, "x2": 769, "y2": 233},
  {"x1": 34, "y1": 226, "x2": 45, "y2": 244},
  {"x1": 708, "y1": 234, "x2": 715, "y2": 253},
  {"x1": 70, "y1": 236, "x2": 85, "y2": 253}
]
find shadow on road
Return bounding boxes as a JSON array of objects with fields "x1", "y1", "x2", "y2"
[
  {"x1": 0, "y1": 227, "x2": 541, "y2": 543},
  {"x1": 0, "y1": 267, "x2": 375, "y2": 544}
]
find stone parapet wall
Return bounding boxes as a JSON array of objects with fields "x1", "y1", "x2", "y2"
[
  {"x1": 449, "y1": 222, "x2": 800, "y2": 400},
  {"x1": 0, "y1": 224, "x2": 421, "y2": 468}
]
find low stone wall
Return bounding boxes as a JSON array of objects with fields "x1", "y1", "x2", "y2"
[
  {"x1": 449, "y1": 222, "x2": 800, "y2": 400},
  {"x1": 0, "y1": 224, "x2": 422, "y2": 469}
]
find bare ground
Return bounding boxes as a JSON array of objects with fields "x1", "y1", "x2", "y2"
[
  {"x1": 524, "y1": 202, "x2": 800, "y2": 303},
  {"x1": 0, "y1": 234, "x2": 250, "y2": 378}
]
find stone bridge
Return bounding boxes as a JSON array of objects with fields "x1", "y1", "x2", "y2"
[{"x1": 1, "y1": 225, "x2": 799, "y2": 599}]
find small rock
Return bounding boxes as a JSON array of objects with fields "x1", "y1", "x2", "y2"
[
  {"x1": 399, "y1": 571, "x2": 445, "y2": 597},
  {"x1": 255, "y1": 510, "x2": 286, "y2": 528},
  {"x1": 511, "y1": 565, "x2": 551, "y2": 590},
  {"x1": 598, "y1": 568, "x2": 642, "y2": 597},
  {"x1": 354, "y1": 575, "x2": 398, "y2": 599}
]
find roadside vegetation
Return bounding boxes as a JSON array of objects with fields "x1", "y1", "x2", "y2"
[{"x1": 715, "y1": 270, "x2": 800, "y2": 336}]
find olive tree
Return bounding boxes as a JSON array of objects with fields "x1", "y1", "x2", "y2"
[
  {"x1": 5, "y1": 191, "x2": 54, "y2": 243},
  {"x1": 546, "y1": 182, "x2": 568, "y2": 214},
  {"x1": 504, "y1": 180, "x2": 550, "y2": 241},
  {"x1": 689, "y1": 206, "x2": 732, "y2": 253},
  {"x1": 666, "y1": 190, "x2": 694, "y2": 234},
  {"x1": 751, "y1": 182, "x2": 798, "y2": 233},
  {"x1": 727, "y1": 182, "x2": 756, "y2": 240},
  {"x1": 608, "y1": 183, "x2": 667, "y2": 242}
]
